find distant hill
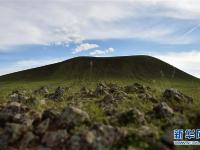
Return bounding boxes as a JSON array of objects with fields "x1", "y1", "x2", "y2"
[{"x1": 0, "y1": 55, "x2": 198, "y2": 82}]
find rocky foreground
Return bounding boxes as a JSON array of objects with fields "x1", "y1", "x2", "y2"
[{"x1": 0, "y1": 82, "x2": 198, "y2": 150}]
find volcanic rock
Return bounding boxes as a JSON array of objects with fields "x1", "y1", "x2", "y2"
[
  {"x1": 115, "y1": 108, "x2": 146, "y2": 125},
  {"x1": 59, "y1": 106, "x2": 90, "y2": 128},
  {"x1": 153, "y1": 102, "x2": 174, "y2": 118},
  {"x1": 42, "y1": 130, "x2": 69, "y2": 148},
  {"x1": 163, "y1": 88, "x2": 193, "y2": 103}
]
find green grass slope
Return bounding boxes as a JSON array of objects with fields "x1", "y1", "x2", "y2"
[
  {"x1": 0, "y1": 55, "x2": 198, "y2": 82},
  {"x1": 0, "y1": 56, "x2": 199, "y2": 150},
  {"x1": 0, "y1": 56, "x2": 196, "y2": 81}
]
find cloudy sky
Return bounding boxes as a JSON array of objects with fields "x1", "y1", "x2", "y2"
[{"x1": 0, "y1": 0, "x2": 200, "y2": 78}]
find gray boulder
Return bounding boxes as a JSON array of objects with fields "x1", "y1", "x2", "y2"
[
  {"x1": 34, "y1": 86, "x2": 49, "y2": 95},
  {"x1": 125, "y1": 83, "x2": 156, "y2": 102},
  {"x1": 4, "y1": 123, "x2": 28, "y2": 144},
  {"x1": 80, "y1": 87, "x2": 94, "y2": 97},
  {"x1": 35, "y1": 118, "x2": 50, "y2": 135},
  {"x1": 137, "y1": 125, "x2": 158, "y2": 138},
  {"x1": 8, "y1": 90, "x2": 29, "y2": 103},
  {"x1": 4, "y1": 102, "x2": 29, "y2": 114},
  {"x1": 42, "y1": 109, "x2": 60, "y2": 121},
  {"x1": 95, "y1": 83, "x2": 109, "y2": 96},
  {"x1": 55, "y1": 87, "x2": 65, "y2": 97},
  {"x1": 112, "y1": 90, "x2": 128, "y2": 101},
  {"x1": 0, "y1": 112, "x2": 13, "y2": 126},
  {"x1": 42, "y1": 130, "x2": 69, "y2": 148},
  {"x1": 101, "y1": 94, "x2": 115, "y2": 105},
  {"x1": 59, "y1": 106, "x2": 90, "y2": 128},
  {"x1": 125, "y1": 83, "x2": 146, "y2": 93},
  {"x1": 1, "y1": 102, "x2": 33, "y2": 125},
  {"x1": 67, "y1": 124, "x2": 127, "y2": 150},
  {"x1": 47, "y1": 87, "x2": 65, "y2": 101},
  {"x1": 163, "y1": 88, "x2": 193, "y2": 103},
  {"x1": 19, "y1": 131, "x2": 36, "y2": 150},
  {"x1": 115, "y1": 108, "x2": 146, "y2": 125},
  {"x1": 160, "y1": 130, "x2": 174, "y2": 150},
  {"x1": 153, "y1": 102, "x2": 174, "y2": 118}
]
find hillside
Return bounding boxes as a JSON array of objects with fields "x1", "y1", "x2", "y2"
[
  {"x1": 0, "y1": 55, "x2": 200, "y2": 150},
  {"x1": 0, "y1": 55, "x2": 198, "y2": 82}
]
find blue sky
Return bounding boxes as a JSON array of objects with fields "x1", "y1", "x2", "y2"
[{"x1": 0, "y1": 0, "x2": 200, "y2": 77}]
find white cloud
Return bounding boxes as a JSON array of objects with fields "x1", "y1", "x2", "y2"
[
  {"x1": 0, "y1": 0, "x2": 200, "y2": 78},
  {"x1": 90, "y1": 50, "x2": 106, "y2": 56},
  {"x1": 106, "y1": 48, "x2": 114, "y2": 53},
  {"x1": 1, "y1": 0, "x2": 200, "y2": 51},
  {"x1": 90, "y1": 47, "x2": 115, "y2": 56},
  {"x1": 73, "y1": 43, "x2": 99, "y2": 53},
  {"x1": 152, "y1": 50, "x2": 200, "y2": 78},
  {"x1": 0, "y1": 58, "x2": 66, "y2": 76}
]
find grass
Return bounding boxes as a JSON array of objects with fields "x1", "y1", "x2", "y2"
[
  {"x1": 0, "y1": 79, "x2": 200, "y2": 150},
  {"x1": 0, "y1": 78, "x2": 199, "y2": 123},
  {"x1": 0, "y1": 55, "x2": 198, "y2": 81},
  {"x1": 0, "y1": 55, "x2": 200, "y2": 149}
]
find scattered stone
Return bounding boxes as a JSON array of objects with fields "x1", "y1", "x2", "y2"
[
  {"x1": 95, "y1": 83, "x2": 109, "y2": 96},
  {"x1": 0, "y1": 132, "x2": 9, "y2": 150},
  {"x1": 163, "y1": 88, "x2": 193, "y2": 103},
  {"x1": 55, "y1": 87, "x2": 65, "y2": 97},
  {"x1": 137, "y1": 125, "x2": 158, "y2": 138},
  {"x1": 86, "y1": 124, "x2": 127, "y2": 150},
  {"x1": 107, "y1": 83, "x2": 122, "y2": 93},
  {"x1": 34, "y1": 87, "x2": 49, "y2": 95},
  {"x1": 67, "y1": 124, "x2": 127, "y2": 150},
  {"x1": 0, "y1": 112, "x2": 13, "y2": 127},
  {"x1": 125, "y1": 83, "x2": 146, "y2": 93},
  {"x1": 8, "y1": 90, "x2": 29, "y2": 103},
  {"x1": 38, "y1": 109, "x2": 60, "y2": 130},
  {"x1": 148, "y1": 140, "x2": 171, "y2": 150},
  {"x1": 40, "y1": 99, "x2": 46, "y2": 105},
  {"x1": 188, "y1": 111, "x2": 200, "y2": 128},
  {"x1": 47, "y1": 87, "x2": 65, "y2": 101},
  {"x1": 35, "y1": 118, "x2": 50, "y2": 135},
  {"x1": 42, "y1": 109, "x2": 60, "y2": 121},
  {"x1": 0, "y1": 83, "x2": 196, "y2": 150},
  {"x1": 42, "y1": 130, "x2": 69, "y2": 148},
  {"x1": 100, "y1": 94, "x2": 115, "y2": 105},
  {"x1": 66, "y1": 134, "x2": 82, "y2": 150},
  {"x1": 98, "y1": 94, "x2": 116, "y2": 114},
  {"x1": 84, "y1": 131, "x2": 96, "y2": 144},
  {"x1": 4, "y1": 123, "x2": 28, "y2": 144},
  {"x1": 170, "y1": 114, "x2": 187, "y2": 128},
  {"x1": 82, "y1": 82, "x2": 128, "y2": 100},
  {"x1": 0, "y1": 102, "x2": 35, "y2": 127},
  {"x1": 80, "y1": 87, "x2": 94, "y2": 97},
  {"x1": 125, "y1": 83, "x2": 156, "y2": 102},
  {"x1": 19, "y1": 131, "x2": 35, "y2": 150},
  {"x1": 138, "y1": 92, "x2": 157, "y2": 102},
  {"x1": 99, "y1": 91, "x2": 128, "y2": 108},
  {"x1": 4, "y1": 102, "x2": 29, "y2": 114},
  {"x1": 12, "y1": 114, "x2": 33, "y2": 127},
  {"x1": 112, "y1": 90, "x2": 128, "y2": 101},
  {"x1": 160, "y1": 130, "x2": 174, "y2": 150},
  {"x1": 27, "y1": 110, "x2": 41, "y2": 123},
  {"x1": 59, "y1": 106, "x2": 90, "y2": 128},
  {"x1": 153, "y1": 102, "x2": 174, "y2": 118},
  {"x1": 35, "y1": 145, "x2": 52, "y2": 150},
  {"x1": 80, "y1": 87, "x2": 90, "y2": 94},
  {"x1": 115, "y1": 108, "x2": 146, "y2": 125}
]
